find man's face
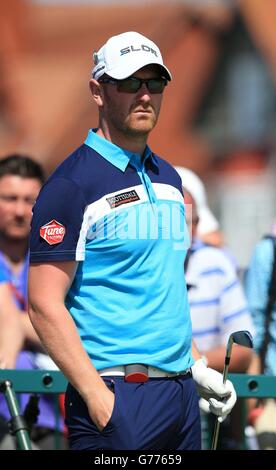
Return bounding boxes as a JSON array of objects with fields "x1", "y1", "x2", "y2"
[
  {"x1": 0, "y1": 175, "x2": 41, "y2": 241},
  {"x1": 101, "y1": 65, "x2": 164, "y2": 139}
]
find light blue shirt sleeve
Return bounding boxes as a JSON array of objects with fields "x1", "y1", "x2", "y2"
[
  {"x1": 0, "y1": 269, "x2": 8, "y2": 283},
  {"x1": 245, "y1": 238, "x2": 274, "y2": 352}
]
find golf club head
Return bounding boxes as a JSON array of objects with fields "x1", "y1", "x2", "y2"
[
  {"x1": 230, "y1": 330, "x2": 253, "y2": 349},
  {"x1": 226, "y1": 330, "x2": 253, "y2": 360}
]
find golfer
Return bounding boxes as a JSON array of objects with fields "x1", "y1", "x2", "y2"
[{"x1": 28, "y1": 31, "x2": 236, "y2": 450}]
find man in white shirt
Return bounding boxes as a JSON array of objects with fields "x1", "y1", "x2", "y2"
[{"x1": 184, "y1": 188, "x2": 254, "y2": 448}]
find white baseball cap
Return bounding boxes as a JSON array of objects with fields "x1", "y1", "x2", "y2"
[
  {"x1": 174, "y1": 166, "x2": 219, "y2": 236},
  {"x1": 92, "y1": 31, "x2": 172, "y2": 82}
]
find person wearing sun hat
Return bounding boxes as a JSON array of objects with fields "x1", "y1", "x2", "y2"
[
  {"x1": 28, "y1": 31, "x2": 236, "y2": 450},
  {"x1": 174, "y1": 166, "x2": 224, "y2": 246}
]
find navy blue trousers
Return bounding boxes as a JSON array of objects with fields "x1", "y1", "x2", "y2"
[{"x1": 65, "y1": 374, "x2": 201, "y2": 450}]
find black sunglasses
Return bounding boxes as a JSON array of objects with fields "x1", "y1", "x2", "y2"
[{"x1": 99, "y1": 76, "x2": 168, "y2": 94}]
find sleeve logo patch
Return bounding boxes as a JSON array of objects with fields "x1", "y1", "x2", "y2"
[
  {"x1": 106, "y1": 190, "x2": 140, "y2": 209},
  {"x1": 40, "y1": 219, "x2": 66, "y2": 245}
]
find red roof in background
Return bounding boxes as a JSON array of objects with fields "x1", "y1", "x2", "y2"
[
  {"x1": 1, "y1": 1, "x2": 276, "y2": 177},
  {"x1": 0, "y1": 2, "x2": 216, "y2": 175}
]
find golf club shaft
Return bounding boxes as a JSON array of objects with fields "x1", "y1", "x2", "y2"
[{"x1": 211, "y1": 351, "x2": 231, "y2": 450}]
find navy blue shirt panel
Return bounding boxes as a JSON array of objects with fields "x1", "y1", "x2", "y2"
[
  {"x1": 30, "y1": 144, "x2": 184, "y2": 262},
  {"x1": 51, "y1": 144, "x2": 142, "y2": 201},
  {"x1": 49, "y1": 144, "x2": 183, "y2": 203},
  {"x1": 148, "y1": 154, "x2": 184, "y2": 195},
  {"x1": 30, "y1": 177, "x2": 87, "y2": 261}
]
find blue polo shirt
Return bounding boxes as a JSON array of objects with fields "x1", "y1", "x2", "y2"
[
  {"x1": 30, "y1": 129, "x2": 193, "y2": 373},
  {"x1": 0, "y1": 252, "x2": 28, "y2": 309}
]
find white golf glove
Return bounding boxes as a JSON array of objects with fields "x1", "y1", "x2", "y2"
[{"x1": 191, "y1": 358, "x2": 237, "y2": 423}]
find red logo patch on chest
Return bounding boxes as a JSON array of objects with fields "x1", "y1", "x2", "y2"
[{"x1": 40, "y1": 219, "x2": 66, "y2": 245}]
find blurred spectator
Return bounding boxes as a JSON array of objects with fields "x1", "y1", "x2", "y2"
[
  {"x1": 0, "y1": 280, "x2": 36, "y2": 370},
  {"x1": 245, "y1": 233, "x2": 276, "y2": 449},
  {"x1": 175, "y1": 166, "x2": 223, "y2": 247},
  {"x1": 184, "y1": 188, "x2": 254, "y2": 449},
  {"x1": 184, "y1": 188, "x2": 253, "y2": 371},
  {"x1": 175, "y1": 166, "x2": 240, "y2": 271},
  {"x1": 0, "y1": 154, "x2": 66, "y2": 450},
  {"x1": 245, "y1": 236, "x2": 276, "y2": 376}
]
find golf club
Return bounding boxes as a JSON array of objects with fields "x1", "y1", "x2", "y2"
[{"x1": 211, "y1": 330, "x2": 253, "y2": 450}]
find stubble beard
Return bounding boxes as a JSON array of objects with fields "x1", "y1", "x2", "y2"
[
  {"x1": 115, "y1": 109, "x2": 158, "y2": 139},
  {"x1": 103, "y1": 88, "x2": 160, "y2": 140}
]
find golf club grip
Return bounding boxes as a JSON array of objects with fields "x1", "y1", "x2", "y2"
[{"x1": 211, "y1": 419, "x2": 221, "y2": 450}]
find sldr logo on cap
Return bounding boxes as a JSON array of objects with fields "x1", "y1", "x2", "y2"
[{"x1": 120, "y1": 44, "x2": 158, "y2": 57}]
